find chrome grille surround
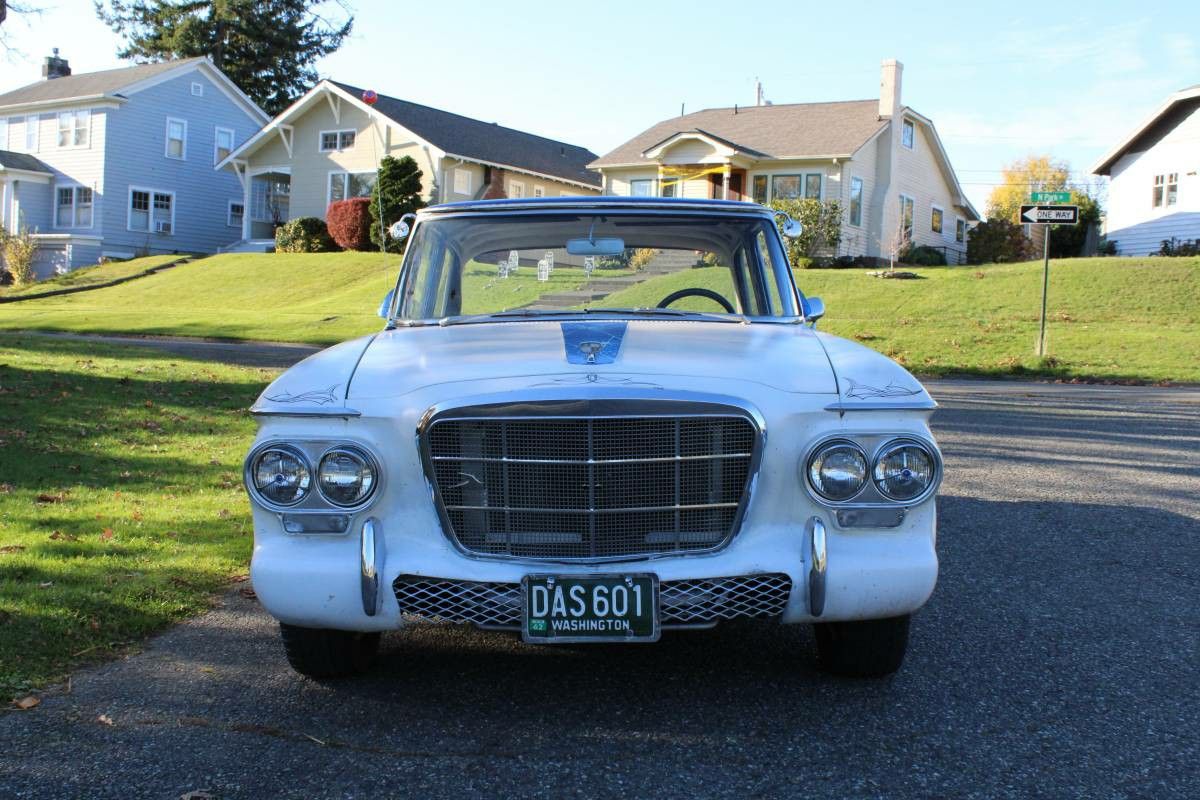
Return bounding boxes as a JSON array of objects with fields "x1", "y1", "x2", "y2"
[
  {"x1": 393, "y1": 574, "x2": 792, "y2": 627},
  {"x1": 419, "y1": 397, "x2": 763, "y2": 562}
]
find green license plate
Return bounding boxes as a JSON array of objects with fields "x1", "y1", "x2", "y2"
[{"x1": 523, "y1": 574, "x2": 659, "y2": 643}]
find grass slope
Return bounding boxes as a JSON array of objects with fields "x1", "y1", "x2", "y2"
[
  {"x1": 601, "y1": 258, "x2": 1200, "y2": 383},
  {"x1": 0, "y1": 255, "x2": 186, "y2": 298},
  {"x1": 0, "y1": 253, "x2": 618, "y2": 345},
  {"x1": 0, "y1": 333, "x2": 273, "y2": 697}
]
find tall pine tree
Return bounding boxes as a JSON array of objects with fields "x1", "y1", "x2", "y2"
[
  {"x1": 369, "y1": 155, "x2": 426, "y2": 252},
  {"x1": 94, "y1": 0, "x2": 352, "y2": 115}
]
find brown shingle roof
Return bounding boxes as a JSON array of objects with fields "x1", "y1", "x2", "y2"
[
  {"x1": 590, "y1": 100, "x2": 887, "y2": 168},
  {"x1": 0, "y1": 58, "x2": 205, "y2": 110}
]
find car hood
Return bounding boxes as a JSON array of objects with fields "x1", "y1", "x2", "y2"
[{"x1": 346, "y1": 319, "x2": 839, "y2": 399}]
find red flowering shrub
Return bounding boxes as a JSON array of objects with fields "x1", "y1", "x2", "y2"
[{"x1": 326, "y1": 198, "x2": 372, "y2": 251}]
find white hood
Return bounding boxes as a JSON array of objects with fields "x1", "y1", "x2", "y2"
[{"x1": 346, "y1": 320, "x2": 839, "y2": 399}]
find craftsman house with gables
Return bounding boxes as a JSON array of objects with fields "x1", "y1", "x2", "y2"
[
  {"x1": 1091, "y1": 84, "x2": 1200, "y2": 255},
  {"x1": 0, "y1": 52, "x2": 267, "y2": 278},
  {"x1": 590, "y1": 60, "x2": 979, "y2": 262},
  {"x1": 217, "y1": 81, "x2": 601, "y2": 248}
]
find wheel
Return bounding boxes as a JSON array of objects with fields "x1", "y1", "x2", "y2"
[
  {"x1": 279, "y1": 623, "x2": 380, "y2": 678},
  {"x1": 813, "y1": 614, "x2": 910, "y2": 678}
]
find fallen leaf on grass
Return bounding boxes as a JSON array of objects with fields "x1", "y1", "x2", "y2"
[
  {"x1": 217, "y1": 509, "x2": 231, "y2": 519},
  {"x1": 0, "y1": 483, "x2": 12, "y2": 494},
  {"x1": 36, "y1": 492, "x2": 66, "y2": 504},
  {"x1": 0, "y1": 545, "x2": 26, "y2": 554},
  {"x1": 97, "y1": 714, "x2": 114, "y2": 726},
  {"x1": 100, "y1": 528, "x2": 114, "y2": 541},
  {"x1": 131, "y1": 510, "x2": 144, "y2": 522},
  {"x1": 12, "y1": 696, "x2": 40, "y2": 710},
  {"x1": 49, "y1": 531, "x2": 80, "y2": 542}
]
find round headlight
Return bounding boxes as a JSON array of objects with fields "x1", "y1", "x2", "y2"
[
  {"x1": 873, "y1": 440, "x2": 936, "y2": 501},
  {"x1": 251, "y1": 446, "x2": 311, "y2": 506},
  {"x1": 807, "y1": 441, "x2": 868, "y2": 501},
  {"x1": 318, "y1": 447, "x2": 376, "y2": 507}
]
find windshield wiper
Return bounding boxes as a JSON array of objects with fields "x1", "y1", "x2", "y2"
[{"x1": 438, "y1": 307, "x2": 746, "y2": 326}]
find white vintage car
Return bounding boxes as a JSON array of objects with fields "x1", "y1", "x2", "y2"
[{"x1": 243, "y1": 198, "x2": 941, "y2": 679}]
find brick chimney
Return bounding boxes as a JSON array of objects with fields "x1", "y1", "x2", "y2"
[
  {"x1": 42, "y1": 48, "x2": 71, "y2": 80},
  {"x1": 879, "y1": 59, "x2": 902, "y2": 118},
  {"x1": 481, "y1": 166, "x2": 507, "y2": 200}
]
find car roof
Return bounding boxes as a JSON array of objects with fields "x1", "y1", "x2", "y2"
[{"x1": 418, "y1": 196, "x2": 775, "y2": 218}]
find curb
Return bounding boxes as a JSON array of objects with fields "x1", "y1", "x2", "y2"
[{"x1": 0, "y1": 257, "x2": 192, "y2": 304}]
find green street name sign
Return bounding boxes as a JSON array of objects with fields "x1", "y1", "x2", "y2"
[{"x1": 1030, "y1": 191, "x2": 1071, "y2": 203}]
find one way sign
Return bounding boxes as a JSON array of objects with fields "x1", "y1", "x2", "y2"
[{"x1": 1020, "y1": 205, "x2": 1079, "y2": 225}]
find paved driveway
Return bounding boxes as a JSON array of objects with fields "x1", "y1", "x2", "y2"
[{"x1": 2, "y1": 374, "x2": 1198, "y2": 798}]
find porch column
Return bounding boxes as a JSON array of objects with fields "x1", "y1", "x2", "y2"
[
  {"x1": 242, "y1": 171, "x2": 252, "y2": 241},
  {"x1": 722, "y1": 166, "x2": 731, "y2": 200},
  {"x1": 1, "y1": 180, "x2": 9, "y2": 234}
]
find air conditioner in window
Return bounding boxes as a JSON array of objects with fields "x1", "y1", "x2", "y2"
[{"x1": 155, "y1": 220, "x2": 172, "y2": 234}]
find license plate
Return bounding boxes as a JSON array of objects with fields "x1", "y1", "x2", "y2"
[{"x1": 522, "y1": 574, "x2": 659, "y2": 643}]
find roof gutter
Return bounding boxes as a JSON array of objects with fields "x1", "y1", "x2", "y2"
[{"x1": 0, "y1": 93, "x2": 126, "y2": 114}]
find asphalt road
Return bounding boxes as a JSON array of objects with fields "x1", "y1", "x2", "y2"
[{"x1": 2, "y1": 346, "x2": 1199, "y2": 798}]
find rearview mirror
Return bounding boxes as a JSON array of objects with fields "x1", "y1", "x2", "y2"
[
  {"x1": 566, "y1": 236, "x2": 625, "y2": 256},
  {"x1": 803, "y1": 296, "x2": 825, "y2": 323},
  {"x1": 377, "y1": 289, "x2": 395, "y2": 319}
]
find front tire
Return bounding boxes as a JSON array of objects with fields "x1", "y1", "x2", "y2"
[
  {"x1": 279, "y1": 623, "x2": 380, "y2": 678},
  {"x1": 813, "y1": 614, "x2": 910, "y2": 677}
]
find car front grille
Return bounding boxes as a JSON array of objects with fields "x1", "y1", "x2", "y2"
[
  {"x1": 423, "y1": 407, "x2": 759, "y2": 560},
  {"x1": 393, "y1": 574, "x2": 792, "y2": 628}
]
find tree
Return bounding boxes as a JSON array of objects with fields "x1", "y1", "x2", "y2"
[
  {"x1": 986, "y1": 155, "x2": 1071, "y2": 224},
  {"x1": 369, "y1": 155, "x2": 426, "y2": 252},
  {"x1": 94, "y1": 0, "x2": 352, "y2": 115},
  {"x1": 966, "y1": 219, "x2": 1031, "y2": 265},
  {"x1": 1048, "y1": 191, "x2": 1102, "y2": 258},
  {"x1": 2, "y1": 2, "x2": 47, "y2": 54}
]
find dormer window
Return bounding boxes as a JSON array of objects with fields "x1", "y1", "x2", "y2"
[{"x1": 901, "y1": 119, "x2": 915, "y2": 150}]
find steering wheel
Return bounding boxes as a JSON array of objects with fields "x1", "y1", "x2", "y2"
[{"x1": 656, "y1": 288, "x2": 736, "y2": 314}]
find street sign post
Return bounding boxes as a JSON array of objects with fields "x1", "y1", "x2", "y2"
[
  {"x1": 1030, "y1": 191, "x2": 1071, "y2": 204},
  {"x1": 1018, "y1": 204, "x2": 1080, "y2": 357},
  {"x1": 1021, "y1": 205, "x2": 1079, "y2": 224}
]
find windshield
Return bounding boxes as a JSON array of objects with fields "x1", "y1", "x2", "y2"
[{"x1": 393, "y1": 212, "x2": 800, "y2": 322}]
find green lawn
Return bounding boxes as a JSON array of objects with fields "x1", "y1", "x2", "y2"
[
  {"x1": 0, "y1": 255, "x2": 187, "y2": 298},
  {"x1": 0, "y1": 252, "x2": 1197, "y2": 382},
  {"x1": 602, "y1": 258, "x2": 1200, "y2": 383},
  {"x1": 0, "y1": 333, "x2": 273, "y2": 698}
]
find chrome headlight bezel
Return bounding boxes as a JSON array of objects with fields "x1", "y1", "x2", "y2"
[
  {"x1": 802, "y1": 433, "x2": 941, "y2": 508},
  {"x1": 246, "y1": 444, "x2": 312, "y2": 508},
  {"x1": 805, "y1": 439, "x2": 869, "y2": 502},
  {"x1": 244, "y1": 439, "x2": 383, "y2": 514},
  {"x1": 316, "y1": 445, "x2": 380, "y2": 508},
  {"x1": 872, "y1": 438, "x2": 938, "y2": 503}
]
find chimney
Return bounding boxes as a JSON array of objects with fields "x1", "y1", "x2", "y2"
[
  {"x1": 879, "y1": 59, "x2": 902, "y2": 118},
  {"x1": 42, "y1": 48, "x2": 71, "y2": 80}
]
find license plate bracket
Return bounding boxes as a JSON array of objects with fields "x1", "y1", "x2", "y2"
[{"x1": 522, "y1": 574, "x2": 659, "y2": 643}]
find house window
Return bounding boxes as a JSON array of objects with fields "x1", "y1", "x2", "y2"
[
  {"x1": 328, "y1": 171, "x2": 376, "y2": 205},
  {"x1": 533, "y1": 185, "x2": 545, "y2": 197},
  {"x1": 1154, "y1": 173, "x2": 1179, "y2": 207},
  {"x1": 55, "y1": 186, "x2": 93, "y2": 228},
  {"x1": 214, "y1": 126, "x2": 235, "y2": 164},
  {"x1": 849, "y1": 176, "x2": 864, "y2": 226},
  {"x1": 805, "y1": 174, "x2": 822, "y2": 199},
  {"x1": 956, "y1": 217, "x2": 966, "y2": 243},
  {"x1": 629, "y1": 179, "x2": 652, "y2": 196},
  {"x1": 510, "y1": 180, "x2": 526, "y2": 198},
  {"x1": 57, "y1": 110, "x2": 89, "y2": 148},
  {"x1": 129, "y1": 188, "x2": 174, "y2": 234},
  {"x1": 191, "y1": 82, "x2": 203, "y2": 97},
  {"x1": 319, "y1": 130, "x2": 356, "y2": 152},
  {"x1": 771, "y1": 175, "x2": 802, "y2": 200},
  {"x1": 899, "y1": 194, "x2": 915, "y2": 242},
  {"x1": 661, "y1": 179, "x2": 676, "y2": 198},
  {"x1": 25, "y1": 115, "x2": 38, "y2": 152},
  {"x1": 901, "y1": 119, "x2": 915, "y2": 150},
  {"x1": 752, "y1": 175, "x2": 768, "y2": 204},
  {"x1": 931, "y1": 205, "x2": 944, "y2": 234},
  {"x1": 165, "y1": 117, "x2": 187, "y2": 159},
  {"x1": 228, "y1": 201, "x2": 244, "y2": 228},
  {"x1": 453, "y1": 168, "x2": 472, "y2": 195}
]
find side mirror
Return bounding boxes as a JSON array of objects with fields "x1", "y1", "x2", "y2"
[
  {"x1": 803, "y1": 296, "x2": 825, "y2": 323},
  {"x1": 377, "y1": 288, "x2": 395, "y2": 319},
  {"x1": 775, "y1": 211, "x2": 803, "y2": 238},
  {"x1": 389, "y1": 220, "x2": 410, "y2": 240}
]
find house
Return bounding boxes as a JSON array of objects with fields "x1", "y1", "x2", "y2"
[
  {"x1": 1091, "y1": 84, "x2": 1200, "y2": 255},
  {"x1": 0, "y1": 51, "x2": 268, "y2": 279},
  {"x1": 217, "y1": 81, "x2": 601, "y2": 247},
  {"x1": 589, "y1": 60, "x2": 979, "y2": 263}
]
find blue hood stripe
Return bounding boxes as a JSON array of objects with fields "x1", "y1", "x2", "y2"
[{"x1": 561, "y1": 322, "x2": 627, "y2": 365}]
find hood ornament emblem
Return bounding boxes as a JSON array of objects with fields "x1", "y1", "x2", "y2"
[{"x1": 578, "y1": 341, "x2": 604, "y2": 364}]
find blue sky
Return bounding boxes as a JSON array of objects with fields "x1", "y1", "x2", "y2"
[{"x1": 3, "y1": 0, "x2": 1197, "y2": 212}]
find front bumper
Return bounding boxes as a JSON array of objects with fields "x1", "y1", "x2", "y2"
[{"x1": 250, "y1": 504, "x2": 938, "y2": 633}]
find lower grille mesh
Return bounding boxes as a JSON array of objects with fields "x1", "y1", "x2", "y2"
[{"x1": 393, "y1": 574, "x2": 791, "y2": 627}]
